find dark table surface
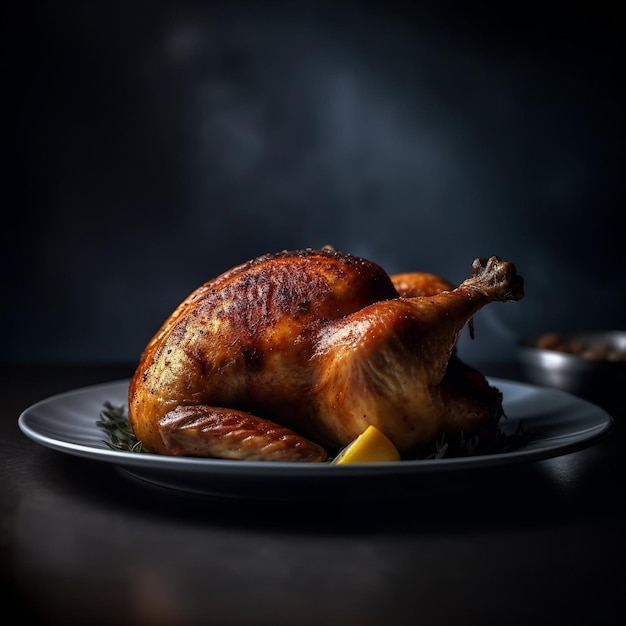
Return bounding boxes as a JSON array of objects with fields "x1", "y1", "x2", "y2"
[{"x1": 2, "y1": 363, "x2": 624, "y2": 626}]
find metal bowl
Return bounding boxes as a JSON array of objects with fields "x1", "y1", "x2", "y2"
[{"x1": 517, "y1": 330, "x2": 626, "y2": 400}]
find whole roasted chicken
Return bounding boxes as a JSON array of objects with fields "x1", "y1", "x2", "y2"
[{"x1": 128, "y1": 248, "x2": 524, "y2": 461}]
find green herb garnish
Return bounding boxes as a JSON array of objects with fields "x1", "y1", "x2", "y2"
[{"x1": 96, "y1": 401, "x2": 144, "y2": 452}]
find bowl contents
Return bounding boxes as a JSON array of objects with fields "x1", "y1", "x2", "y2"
[
  {"x1": 531, "y1": 332, "x2": 626, "y2": 362},
  {"x1": 128, "y1": 248, "x2": 524, "y2": 462}
]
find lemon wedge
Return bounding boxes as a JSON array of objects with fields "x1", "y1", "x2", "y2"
[{"x1": 332, "y1": 425, "x2": 401, "y2": 464}]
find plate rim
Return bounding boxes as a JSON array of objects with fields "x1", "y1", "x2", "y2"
[{"x1": 17, "y1": 377, "x2": 615, "y2": 479}]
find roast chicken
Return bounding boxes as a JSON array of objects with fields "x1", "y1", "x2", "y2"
[{"x1": 128, "y1": 248, "x2": 524, "y2": 461}]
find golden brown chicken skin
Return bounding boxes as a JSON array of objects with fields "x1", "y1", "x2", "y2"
[{"x1": 128, "y1": 249, "x2": 523, "y2": 460}]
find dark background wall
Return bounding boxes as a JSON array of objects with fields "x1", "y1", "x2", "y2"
[{"x1": 5, "y1": 0, "x2": 624, "y2": 366}]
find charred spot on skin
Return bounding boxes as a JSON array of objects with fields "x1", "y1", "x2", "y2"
[
  {"x1": 276, "y1": 284, "x2": 292, "y2": 307},
  {"x1": 243, "y1": 346, "x2": 265, "y2": 371},
  {"x1": 170, "y1": 319, "x2": 189, "y2": 344}
]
